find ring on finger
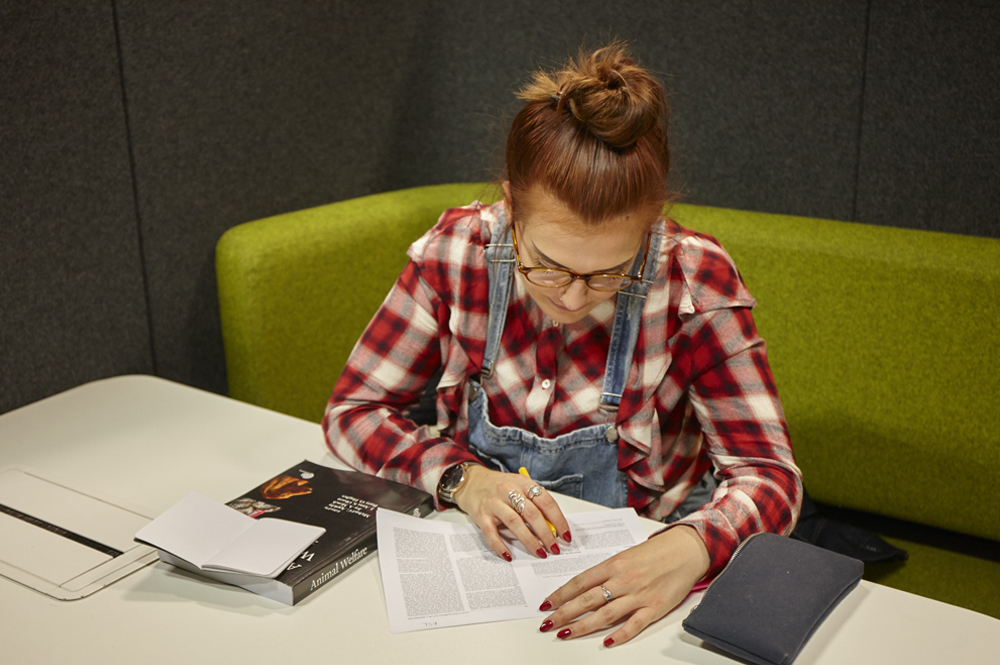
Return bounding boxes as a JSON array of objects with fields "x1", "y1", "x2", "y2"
[
  {"x1": 601, "y1": 585, "x2": 613, "y2": 602},
  {"x1": 526, "y1": 484, "x2": 542, "y2": 499},
  {"x1": 508, "y1": 491, "x2": 526, "y2": 514}
]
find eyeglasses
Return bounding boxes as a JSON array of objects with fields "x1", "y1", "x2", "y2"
[{"x1": 510, "y1": 225, "x2": 651, "y2": 292}]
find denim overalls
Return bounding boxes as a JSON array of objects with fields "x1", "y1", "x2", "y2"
[{"x1": 465, "y1": 211, "x2": 663, "y2": 509}]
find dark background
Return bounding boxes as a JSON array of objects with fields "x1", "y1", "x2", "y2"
[{"x1": 3, "y1": 1, "x2": 998, "y2": 416}]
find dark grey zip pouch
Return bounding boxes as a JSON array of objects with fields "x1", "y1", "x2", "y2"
[{"x1": 682, "y1": 532, "x2": 864, "y2": 665}]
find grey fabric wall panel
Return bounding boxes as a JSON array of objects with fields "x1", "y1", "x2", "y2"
[
  {"x1": 857, "y1": 1, "x2": 1000, "y2": 237},
  {"x1": 479, "y1": 0, "x2": 868, "y2": 220},
  {"x1": 352, "y1": 0, "x2": 870, "y2": 220},
  {"x1": 0, "y1": 2, "x2": 152, "y2": 414},
  {"x1": 4, "y1": 1, "x2": 996, "y2": 416},
  {"x1": 643, "y1": 2, "x2": 868, "y2": 220},
  {"x1": 317, "y1": 0, "x2": 869, "y2": 219},
  {"x1": 114, "y1": 2, "x2": 434, "y2": 395},
  {"x1": 114, "y1": 1, "x2": 870, "y2": 398}
]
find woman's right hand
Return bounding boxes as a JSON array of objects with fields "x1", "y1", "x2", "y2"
[{"x1": 453, "y1": 465, "x2": 571, "y2": 560}]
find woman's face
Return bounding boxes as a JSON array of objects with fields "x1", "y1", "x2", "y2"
[{"x1": 506, "y1": 185, "x2": 650, "y2": 325}]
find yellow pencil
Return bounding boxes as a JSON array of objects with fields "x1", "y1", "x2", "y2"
[{"x1": 519, "y1": 466, "x2": 558, "y2": 538}]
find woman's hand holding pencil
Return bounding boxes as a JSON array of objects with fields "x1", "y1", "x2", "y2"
[
  {"x1": 519, "y1": 467, "x2": 558, "y2": 538},
  {"x1": 450, "y1": 464, "x2": 572, "y2": 562}
]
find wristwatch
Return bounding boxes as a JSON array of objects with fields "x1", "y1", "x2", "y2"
[{"x1": 438, "y1": 462, "x2": 478, "y2": 505}]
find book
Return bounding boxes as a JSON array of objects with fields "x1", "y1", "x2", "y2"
[
  {"x1": 141, "y1": 460, "x2": 434, "y2": 605},
  {"x1": 134, "y1": 491, "x2": 326, "y2": 578}
]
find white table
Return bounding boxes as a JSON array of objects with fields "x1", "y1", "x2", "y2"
[{"x1": 1, "y1": 376, "x2": 997, "y2": 664}]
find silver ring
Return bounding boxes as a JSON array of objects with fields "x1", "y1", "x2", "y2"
[
  {"x1": 508, "y1": 491, "x2": 526, "y2": 514},
  {"x1": 526, "y1": 484, "x2": 542, "y2": 498},
  {"x1": 601, "y1": 585, "x2": 613, "y2": 602}
]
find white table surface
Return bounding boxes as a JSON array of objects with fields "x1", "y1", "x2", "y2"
[{"x1": 1, "y1": 375, "x2": 997, "y2": 664}]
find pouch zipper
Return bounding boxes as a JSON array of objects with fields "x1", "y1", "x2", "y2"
[{"x1": 691, "y1": 531, "x2": 764, "y2": 607}]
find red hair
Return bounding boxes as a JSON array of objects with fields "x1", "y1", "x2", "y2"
[{"x1": 505, "y1": 43, "x2": 670, "y2": 228}]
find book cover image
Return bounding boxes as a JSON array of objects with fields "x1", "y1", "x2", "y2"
[{"x1": 225, "y1": 461, "x2": 433, "y2": 603}]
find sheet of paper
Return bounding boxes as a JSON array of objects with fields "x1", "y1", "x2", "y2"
[
  {"x1": 202, "y1": 518, "x2": 324, "y2": 577},
  {"x1": 376, "y1": 507, "x2": 649, "y2": 633},
  {"x1": 135, "y1": 492, "x2": 253, "y2": 568}
]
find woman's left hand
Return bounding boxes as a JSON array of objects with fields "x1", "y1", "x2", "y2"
[{"x1": 537, "y1": 525, "x2": 711, "y2": 647}]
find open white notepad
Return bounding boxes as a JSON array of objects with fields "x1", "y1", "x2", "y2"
[{"x1": 134, "y1": 492, "x2": 325, "y2": 578}]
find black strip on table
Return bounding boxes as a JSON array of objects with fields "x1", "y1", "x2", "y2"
[{"x1": 0, "y1": 502, "x2": 123, "y2": 558}]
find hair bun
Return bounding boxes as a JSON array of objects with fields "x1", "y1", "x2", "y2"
[
  {"x1": 550, "y1": 44, "x2": 665, "y2": 149},
  {"x1": 508, "y1": 42, "x2": 671, "y2": 226}
]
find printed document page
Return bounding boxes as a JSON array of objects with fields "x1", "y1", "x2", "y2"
[{"x1": 376, "y1": 508, "x2": 649, "y2": 633}]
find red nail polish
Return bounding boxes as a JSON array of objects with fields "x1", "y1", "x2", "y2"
[
  {"x1": 536, "y1": 548, "x2": 548, "y2": 559},
  {"x1": 502, "y1": 551, "x2": 512, "y2": 562},
  {"x1": 539, "y1": 600, "x2": 552, "y2": 612},
  {"x1": 550, "y1": 543, "x2": 561, "y2": 555},
  {"x1": 603, "y1": 637, "x2": 615, "y2": 648},
  {"x1": 557, "y1": 628, "x2": 572, "y2": 639},
  {"x1": 563, "y1": 531, "x2": 573, "y2": 543},
  {"x1": 539, "y1": 620, "x2": 553, "y2": 633}
]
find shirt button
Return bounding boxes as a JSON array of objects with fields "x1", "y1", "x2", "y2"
[{"x1": 541, "y1": 379, "x2": 551, "y2": 390}]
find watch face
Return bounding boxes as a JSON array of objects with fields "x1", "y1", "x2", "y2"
[{"x1": 441, "y1": 464, "x2": 464, "y2": 493}]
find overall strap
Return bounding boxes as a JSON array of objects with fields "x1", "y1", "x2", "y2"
[
  {"x1": 481, "y1": 208, "x2": 515, "y2": 379},
  {"x1": 599, "y1": 224, "x2": 665, "y2": 415}
]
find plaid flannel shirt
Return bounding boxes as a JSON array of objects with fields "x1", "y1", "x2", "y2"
[{"x1": 324, "y1": 201, "x2": 802, "y2": 574}]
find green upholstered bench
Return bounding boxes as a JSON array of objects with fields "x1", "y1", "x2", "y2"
[{"x1": 216, "y1": 183, "x2": 1000, "y2": 618}]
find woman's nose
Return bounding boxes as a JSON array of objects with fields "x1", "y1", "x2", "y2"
[{"x1": 559, "y1": 279, "x2": 590, "y2": 310}]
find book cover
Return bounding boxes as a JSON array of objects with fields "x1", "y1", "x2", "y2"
[{"x1": 156, "y1": 461, "x2": 434, "y2": 605}]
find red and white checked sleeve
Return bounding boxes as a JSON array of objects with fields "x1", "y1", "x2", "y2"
[
  {"x1": 651, "y1": 231, "x2": 802, "y2": 574},
  {"x1": 322, "y1": 208, "x2": 486, "y2": 505}
]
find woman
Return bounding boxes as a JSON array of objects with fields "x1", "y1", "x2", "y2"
[{"x1": 324, "y1": 43, "x2": 801, "y2": 647}]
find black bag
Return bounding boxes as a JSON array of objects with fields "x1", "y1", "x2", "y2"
[{"x1": 791, "y1": 490, "x2": 908, "y2": 564}]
